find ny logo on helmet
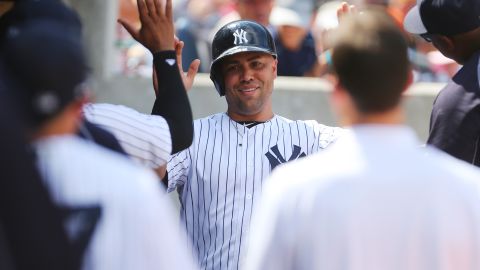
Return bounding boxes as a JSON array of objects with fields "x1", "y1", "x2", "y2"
[{"x1": 233, "y1": 29, "x2": 248, "y2": 45}]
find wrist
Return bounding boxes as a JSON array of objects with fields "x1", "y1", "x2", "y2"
[{"x1": 152, "y1": 50, "x2": 176, "y2": 60}]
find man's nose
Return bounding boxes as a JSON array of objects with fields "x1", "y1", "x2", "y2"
[{"x1": 240, "y1": 67, "x2": 254, "y2": 82}]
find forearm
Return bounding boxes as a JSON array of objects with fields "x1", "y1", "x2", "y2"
[{"x1": 151, "y1": 50, "x2": 193, "y2": 154}]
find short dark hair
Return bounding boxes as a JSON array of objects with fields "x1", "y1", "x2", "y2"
[{"x1": 331, "y1": 9, "x2": 409, "y2": 113}]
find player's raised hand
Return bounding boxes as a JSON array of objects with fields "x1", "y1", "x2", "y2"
[
  {"x1": 118, "y1": 0, "x2": 174, "y2": 53},
  {"x1": 175, "y1": 39, "x2": 200, "y2": 91}
]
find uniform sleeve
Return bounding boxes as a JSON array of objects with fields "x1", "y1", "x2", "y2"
[
  {"x1": 151, "y1": 50, "x2": 193, "y2": 154},
  {"x1": 307, "y1": 121, "x2": 344, "y2": 152},
  {"x1": 83, "y1": 103, "x2": 172, "y2": 168},
  {"x1": 166, "y1": 148, "x2": 192, "y2": 193},
  {"x1": 119, "y1": 169, "x2": 199, "y2": 270},
  {"x1": 78, "y1": 119, "x2": 127, "y2": 156}
]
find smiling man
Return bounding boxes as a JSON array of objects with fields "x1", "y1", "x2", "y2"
[{"x1": 163, "y1": 20, "x2": 343, "y2": 270}]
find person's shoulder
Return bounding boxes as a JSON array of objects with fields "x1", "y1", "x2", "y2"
[
  {"x1": 194, "y1": 112, "x2": 228, "y2": 124},
  {"x1": 36, "y1": 136, "x2": 160, "y2": 195},
  {"x1": 426, "y1": 146, "x2": 480, "y2": 180}
]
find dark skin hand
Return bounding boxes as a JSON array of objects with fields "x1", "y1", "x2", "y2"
[
  {"x1": 118, "y1": 0, "x2": 175, "y2": 52},
  {"x1": 118, "y1": 0, "x2": 200, "y2": 95}
]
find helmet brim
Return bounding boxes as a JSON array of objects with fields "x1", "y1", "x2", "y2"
[{"x1": 210, "y1": 45, "x2": 277, "y2": 70}]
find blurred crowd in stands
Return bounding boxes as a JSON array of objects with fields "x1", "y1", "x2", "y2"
[{"x1": 117, "y1": 0, "x2": 458, "y2": 82}]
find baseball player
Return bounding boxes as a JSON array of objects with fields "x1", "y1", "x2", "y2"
[
  {"x1": 403, "y1": 0, "x2": 480, "y2": 166},
  {"x1": 245, "y1": 10, "x2": 480, "y2": 270},
  {"x1": 0, "y1": 71, "x2": 76, "y2": 270},
  {"x1": 162, "y1": 20, "x2": 343, "y2": 270},
  {"x1": 2, "y1": 6, "x2": 199, "y2": 270}
]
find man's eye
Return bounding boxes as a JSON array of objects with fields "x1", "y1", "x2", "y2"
[
  {"x1": 226, "y1": 65, "x2": 239, "y2": 73},
  {"x1": 251, "y1": 61, "x2": 264, "y2": 69}
]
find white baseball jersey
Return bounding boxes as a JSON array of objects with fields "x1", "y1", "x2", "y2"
[
  {"x1": 167, "y1": 112, "x2": 343, "y2": 270},
  {"x1": 83, "y1": 103, "x2": 171, "y2": 168},
  {"x1": 33, "y1": 135, "x2": 199, "y2": 270},
  {"x1": 245, "y1": 125, "x2": 480, "y2": 270}
]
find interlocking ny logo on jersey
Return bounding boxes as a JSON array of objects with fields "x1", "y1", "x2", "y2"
[
  {"x1": 233, "y1": 29, "x2": 248, "y2": 45},
  {"x1": 265, "y1": 145, "x2": 306, "y2": 170}
]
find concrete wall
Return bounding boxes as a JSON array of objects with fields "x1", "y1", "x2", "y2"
[
  {"x1": 65, "y1": 0, "x2": 119, "y2": 80},
  {"x1": 94, "y1": 73, "x2": 444, "y2": 143}
]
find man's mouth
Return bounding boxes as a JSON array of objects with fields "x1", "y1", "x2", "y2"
[{"x1": 238, "y1": 87, "x2": 258, "y2": 93}]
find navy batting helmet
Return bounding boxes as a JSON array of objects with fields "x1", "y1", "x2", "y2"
[{"x1": 210, "y1": 20, "x2": 277, "y2": 96}]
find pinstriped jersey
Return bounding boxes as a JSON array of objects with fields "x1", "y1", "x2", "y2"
[
  {"x1": 167, "y1": 112, "x2": 343, "y2": 270},
  {"x1": 83, "y1": 103, "x2": 172, "y2": 168}
]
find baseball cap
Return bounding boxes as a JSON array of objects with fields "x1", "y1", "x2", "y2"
[
  {"x1": 0, "y1": 0, "x2": 82, "y2": 44},
  {"x1": 2, "y1": 19, "x2": 88, "y2": 126},
  {"x1": 404, "y1": 0, "x2": 480, "y2": 36},
  {"x1": 270, "y1": 6, "x2": 310, "y2": 29}
]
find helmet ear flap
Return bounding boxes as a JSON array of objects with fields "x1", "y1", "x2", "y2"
[{"x1": 210, "y1": 62, "x2": 226, "y2": 96}]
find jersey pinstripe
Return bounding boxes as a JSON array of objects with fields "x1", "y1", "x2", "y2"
[
  {"x1": 167, "y1": 112, "x2": 343, "y2": 270},
  {"x1": 83, "y1": 103, "x2": 172, "y2": 168}
]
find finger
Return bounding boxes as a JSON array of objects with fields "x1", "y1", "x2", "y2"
[
  {"x1": 144, "y1": 0, "x2": 157, "y2": 16},
  {"x1": 185, "y1": 59, "x2": 201, "y2": 91},
  {"x1": 187, "y1": 59, "x2": 200, "y2": 80},
  {"x1": 350, "y1": 5, "x2": 357, "y2": 14},
  {"x1": 342, "y1": 2, "x2": 349, "y2": 13},
  {"x1": 152, "y1": 64, "x2": 159, "y2": 96},
  {"x1": 176, "y1": 41, "x2": 184, "y2": 72},
  {"x1": 336, "y1": 4, "x2": 343, "y2": 20},
  {"x1": 118, "y1": 18, "x2": 139, "y2": 41},
  {"x1": 153, "y1": 0, "x2": 163, "y2": 16},
  {"x1": 336, "y1": 2, "x2": 348, "y2": 20},
  {"x1": 176, "y1": 40, "x2": 184, "y2": 56},
  {"x1": 137, "y1": 0, "x2": 150, "y2": 23},
  {"x1": 165, "y1": 0, "x2": 173, "y2": 20}
]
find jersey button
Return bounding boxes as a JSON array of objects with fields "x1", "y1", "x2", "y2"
[
  {"x1": 246, "y1": 194, "x2": 252, "y2": 200},
  {"x1": 238, "y1": 143, "x2": 242, "y2": 147}
]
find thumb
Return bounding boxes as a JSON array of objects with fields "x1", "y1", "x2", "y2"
[{"x1": 118, "y1": 18, "x2": 139, "y2": 41}]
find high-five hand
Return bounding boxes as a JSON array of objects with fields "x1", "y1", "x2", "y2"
[{"x1": 118, "y1": 0, "x2": 174, "y2": 53}]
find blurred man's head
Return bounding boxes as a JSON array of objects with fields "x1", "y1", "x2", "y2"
[
  {"x1": 0, "y1": 0, "x2": 82, "y2": 42},
  {"x1": 0, "y1": 0, "x2": 86, "y2": 134},
  {"x1": 2, "y1": 19, "x2": 88, "y2": 132},
  {"x1": 404, "y1": 0, "x2": 480, "y2": 64},
  {"x1": 330, "y1": 9, "x2": 410, "y2": 118},
  {"x1": 234, "y1": 0, "x2": 274, "y2": 26}
]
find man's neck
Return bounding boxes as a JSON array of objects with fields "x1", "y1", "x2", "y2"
[
  {"x1": 343, "y1": 106, "x2": 404, "y2": 126},
  {"x1": 227, "y1": 110, "x2": 274, "y2": 122},
  {"x1": 32, "y1": 113, "x2": 79, "y2": 141}
]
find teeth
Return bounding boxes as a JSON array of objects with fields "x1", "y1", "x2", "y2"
[{"x1": 240, "y1": 87, "x2": 256, "y2": 92}]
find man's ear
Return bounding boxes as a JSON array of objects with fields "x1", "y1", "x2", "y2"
[
  {"x1": 433, "y1": 35, "x2": 455, "y2": 57},
  {"x1": 403, "y1": 68, "x2": 414, "y2": 93},
  {"x1": 70, "y1": 95, "x2": 90, "y2": 119},
  {"x1": 331, "y1": 77, "x2": 346, "y2": 108},
  {"x1": 272, "y1": 58, "x2": 278, "y2": 78}
]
